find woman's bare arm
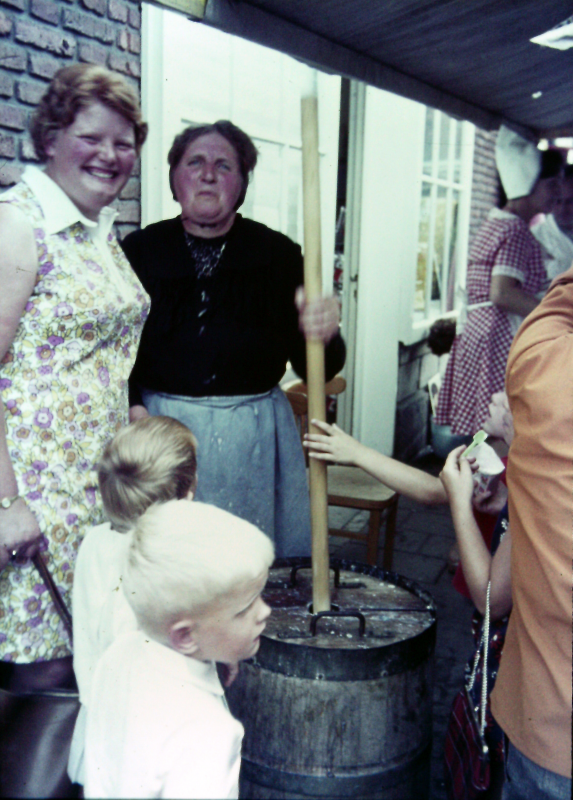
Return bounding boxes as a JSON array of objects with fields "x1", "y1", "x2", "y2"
[
  {"x1": 490, "y1": 275, "x2": 539, "y2": 317},
  {"x1": 0, "y1": 204, "x2": 42, "y2": 570}
]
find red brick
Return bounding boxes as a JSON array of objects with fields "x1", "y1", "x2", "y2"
[
  {"x1": 0, "y1": 160, "x2": 22, "y2": 185},
  {"x1": 62, "y1": 8, "x2": 114, "y2": 43},
  {"x1": 128, "y1": 30, "x2": 140, "y2": 54},
  {"x1": 29, "y1": 50, "x2": 60, "y2": 79},
  {"x1": 0, "y1": 102, "x2": 26, "y2": 130},
  {"x1": 0, "y1": 41, "x2": 26, "y2": 71},
  {"x1": 0, "y1": 10, "x2": 12, "y2": 35},
  {"x1": 0, "y1": 132, "x2": 15, "y2": 157},
  {"x1": 127, "y1": 4, "x2": 140, "y2": 29},
  {"x1": 114, "y1": 199, "x2": 139, "y2": 223},
  {"x1": 15, "y1": 19, "x2": 76, "y2": 57},
  {"x1": 80, "y1": 0, "x2": 106, "y2": 16},
  {"x1": 108, "y1": 0, "x2": 128, "y2": 24},
  {"x1": 31, "y1": 0, "x2": 60, "y2": 26},
  {"x1": 108, "y1": 51, "x2": 139, "y2": 77},
  {"x1": 20, "y1": 136, "x2": 40, "y2": 161},
  {"x1": 116, "y1": 28, "x2": 128, "y2": 50},
  {"x1": 16, "y1": 78, "x2": 46, "y2": 105},
  {"x1": 0, "y1": 71, "x2": 13, "y2": 96},
  {"x1": 78, "y1": 41, "x2": 108, "y2": 66},
  {"x1": 0, "y1": 0, "x2": 25, "y2": 10},
  {"x1": 119, "y1": 177, "x2": 139, "y2": 200}
]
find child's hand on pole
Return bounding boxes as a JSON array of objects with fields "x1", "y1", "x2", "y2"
[{"x1": 304, "y1": 420, "x2": 361, "y2": 465}]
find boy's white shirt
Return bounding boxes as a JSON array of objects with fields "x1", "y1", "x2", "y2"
[
  {"x1": 83, "y1": 630, "x2": 243, "y2": 799},
  {"x1": 69, "y1": 522, "x2": 138, "y2": 783}
]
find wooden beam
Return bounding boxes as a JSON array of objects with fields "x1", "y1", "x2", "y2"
[{"x1": 149, "y1": 0, "x2": 207, "y2": 20}]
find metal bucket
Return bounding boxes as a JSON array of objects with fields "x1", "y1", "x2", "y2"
[{"x1": 226, "y1": 557, "x2": 436, "y2": 799}]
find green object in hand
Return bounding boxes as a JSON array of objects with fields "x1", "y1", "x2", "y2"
[{"x1": 462, "y1": 429, "x2": 488, "y2": 457}]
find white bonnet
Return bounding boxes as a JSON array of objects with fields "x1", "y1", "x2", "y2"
[{"x1": 495, "y1": 125, "x2": 541, "y2": 200}]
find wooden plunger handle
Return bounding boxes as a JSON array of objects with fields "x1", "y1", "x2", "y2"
[{"x1": 301, "y1": 94, "x2": 330, "y2": 613}]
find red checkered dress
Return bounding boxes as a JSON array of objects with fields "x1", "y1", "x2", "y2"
[{"x1": 435, "y1": 209, "x2": 546, "y2": 435}]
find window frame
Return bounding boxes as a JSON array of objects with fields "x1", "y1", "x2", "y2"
[{"x1": 411, "y1": 110, "x2": 475, "y2": 334}]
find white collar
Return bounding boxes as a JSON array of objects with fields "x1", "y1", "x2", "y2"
[
  {"x1": 21, "y1": 165, "x2": 117, "y2": 238},
  {"x1": 545, "y1": 214, "x2": 573, "y2": 242},
  {"x1": 140, "y1": 632, "x2": 225, "y2": 697},
  {"x1": 488, "y1": 207, "x2": 521, "y2": 223}
]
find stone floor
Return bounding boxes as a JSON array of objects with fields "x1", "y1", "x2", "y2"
[{"x1": 326, "y1": 451, "x2": 475, "y2": 800}]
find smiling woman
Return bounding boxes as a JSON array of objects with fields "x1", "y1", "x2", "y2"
[
  {"x1": 43, "y1": 104, "x2": 138, "y2": 221},
  {"x1": 0, "y1": 64, "x2": 150, "y2": 796}
]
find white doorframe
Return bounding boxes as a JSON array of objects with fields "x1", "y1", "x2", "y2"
[
  {"x1": 352, "y1": 87, "x2": 426, "y2": 454},
  {"x1": 337, "y1": 80, "x2": 365, "y2": 435},
  {"x1": 141, "y1": 2, "x2": 165, "y2": 229}
]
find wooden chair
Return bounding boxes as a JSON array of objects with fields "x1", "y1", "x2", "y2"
[{"x1": 283, "y1": 377, "x2": 399, "y2": 569}]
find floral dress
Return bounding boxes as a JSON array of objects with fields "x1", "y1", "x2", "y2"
[{"x1": 0, "y1": 178, "x2": 150, "y2": 663}]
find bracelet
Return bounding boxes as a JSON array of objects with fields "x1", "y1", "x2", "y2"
[{"x1": 0, "y1": 494, "x2": 20, "y2": 510}]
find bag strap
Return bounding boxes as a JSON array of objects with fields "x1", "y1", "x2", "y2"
[
  {"x1": 467, "y1": 581, "x2": 491, "y2": 738},
  {"x1": 33, "y1": 553, "x2": 73, "y2": 645}
]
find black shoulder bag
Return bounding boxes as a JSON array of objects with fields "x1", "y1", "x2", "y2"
[{"x1": 0, "y1": 554, "x2": 81, "y2": 798}]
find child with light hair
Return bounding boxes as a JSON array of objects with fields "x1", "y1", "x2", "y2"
[
  {"x1": 84, "y1": 500, "x2": 274, "y2": 799},
  {"x1": 69, "y1": 415, "x2": 198, "y2": 785}
]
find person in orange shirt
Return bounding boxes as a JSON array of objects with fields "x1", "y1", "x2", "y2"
[{"x1": 490, "y1": 267, "x2": 573, "y2": 800}]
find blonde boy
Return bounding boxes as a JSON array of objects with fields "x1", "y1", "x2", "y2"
[
  {"x1": 69, "y1": 416, "x2": 198, "y2": 784},
  {"x1": 84, "y1": 500, "x2": 273, "y2": 799}
]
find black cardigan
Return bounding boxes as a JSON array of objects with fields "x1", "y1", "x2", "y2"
[{"x1": 122, "y1": 215, "x2": 345, "y2": 402}]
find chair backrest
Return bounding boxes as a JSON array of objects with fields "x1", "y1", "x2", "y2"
[{"x1": 283, "y1": 375, "x2": 346, "y2": 462}]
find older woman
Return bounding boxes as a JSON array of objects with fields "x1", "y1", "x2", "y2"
[
  {"x1": 123, "y1": 121, "x2": 345, "y2": 557},
  {"x1": 0, "y1": 65, "x2": 149, "y2": 685}
]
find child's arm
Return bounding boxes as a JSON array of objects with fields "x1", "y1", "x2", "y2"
[
  {"x1": 440, "y1": 445, "x2": 512, "y2": 619},
  {"x1": 303, "y1": 420, "x2": 446, "y2": 504}
]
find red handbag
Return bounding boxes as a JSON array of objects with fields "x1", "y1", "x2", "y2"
[{"x1": 444, "y1": 583, "x2": 491, "y2": 800}]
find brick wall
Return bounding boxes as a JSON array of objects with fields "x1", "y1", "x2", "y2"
[
  {"x1": 393, "y1": 125, "x2": 499, "y2": 462},
  {"x1": 0, "y1": 0, "x2": 142, "y2": 236},
  {"x1": 469, "y1": 127, "x2": 499, "y2": 243}
]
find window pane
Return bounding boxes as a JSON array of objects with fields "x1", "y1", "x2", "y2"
[
  {"x1": 415, "y1": 182, "x2": 432, "y2": 311},
  {"x1": 453, "y1": 121, "x2": 463, "y2": 183},
  {"x1": 445, "y1": 189, "x2": 460, "y2": 309},
  {"x1": 432, "y1": 185, "x2": 448, "y2": 302},
  {"x1": 438, "y1": 114, "x2": 450, "y2": 180},
  {"x1": 423, "y1": 108, "x2": 434, "y2": 177}
]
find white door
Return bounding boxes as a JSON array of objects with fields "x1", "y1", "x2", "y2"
[{"x1": 348, "y1": 87, "x2": 426, "y2": 453}]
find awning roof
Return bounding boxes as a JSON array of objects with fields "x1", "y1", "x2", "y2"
[{"x1": 203, "y1": 0, "x2": 573, "y2": 137}]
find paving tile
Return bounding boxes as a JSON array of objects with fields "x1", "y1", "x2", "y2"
[
  {"x1": 389, "y1": 550, "x2": 446, "y2": 584},
  {"x1": 327, "y1": 506, "x2": 357, "y2": 529},
  {"x1": 332, "y1": 539, "x2": 369, "y2": 563},
  {"x1": 401, "y1": 511, "x2": 457, "y2": 536},
  {"x1": 339, "y1": 510, "x2": 369, "y2": 533},
  {"x1": 393, "y1": 526, "x2": 431, "y2": 554},
  {"x1": 418, "y1": 532, "x2": 459, "y2": 560}
]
